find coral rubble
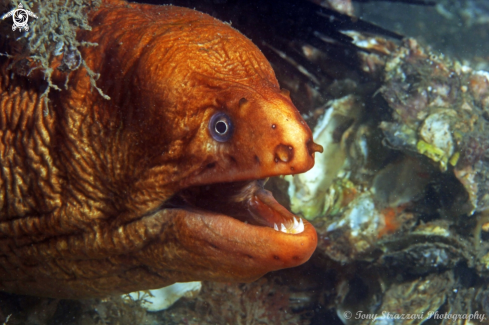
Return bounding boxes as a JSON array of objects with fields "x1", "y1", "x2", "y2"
[
  {"x1": 156, "y1": 277, "x2": 311, "y2": 325},
  {"x1": 286, "y1": 24, "x2": 489, "y2": 323}
]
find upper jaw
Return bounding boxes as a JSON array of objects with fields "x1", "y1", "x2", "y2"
[{"x1": 179, "y1": 149, "x2": 317, "y2": 190}]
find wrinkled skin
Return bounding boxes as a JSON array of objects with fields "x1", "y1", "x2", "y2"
[{"x1": 0, "y1": 0, "x2": 321, "y2": 298}]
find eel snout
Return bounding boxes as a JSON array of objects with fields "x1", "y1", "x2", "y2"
[{"x1": 244, "y1": 96, "x2": 324, "y2": 178}]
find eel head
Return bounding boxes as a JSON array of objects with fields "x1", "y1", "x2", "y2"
[{"x1": 103, "y1": 3, "x2": 324, "y2": 290}]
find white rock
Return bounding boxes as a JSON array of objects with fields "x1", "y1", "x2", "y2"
[
  {"x1": 126, "y1": 281, "x2": 202, "y2": 312},
  {"x1": 419, "y1": 112, "x2": 454, "y2": 158}
]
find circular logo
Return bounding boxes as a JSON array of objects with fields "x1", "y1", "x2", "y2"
[
  {"x1": 343, "y1": 310, "x2": 352, "y2": 319},
  {"x1": 13, "y1": 9, "x2": 28, "y2": 28},
  {"x1": 3, "y1": 3, "x2": 38, "y2": 32}
]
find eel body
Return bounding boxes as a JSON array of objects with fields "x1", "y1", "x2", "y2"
[{"x1": 0, "y1": 0, "x2": 322, "y2": 298}]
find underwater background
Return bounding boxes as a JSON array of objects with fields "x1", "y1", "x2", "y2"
[{"x1": 1, "y1": 0, "x2": 489, "y2": 324}]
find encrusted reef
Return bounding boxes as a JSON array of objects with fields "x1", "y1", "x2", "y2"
[
  {"x1": 284, "y1": 32, "x2": 489, "y2": 323},
  {"x1": 380, "y1": 39, "x2": 489, "y2": 215}
]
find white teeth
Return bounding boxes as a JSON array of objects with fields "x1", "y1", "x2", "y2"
[
  {"x1": 272, "y1": 218, "x2": 305, "y2": 234},
  {"x1": 281, "y1": 223, "x2": 287, "y2": 233},
  {"x1": 293, "y1": 217, "x2": 299, "y2": 227},
  {"x1": 297, "y1": 218, "x2": 304, "y2": 233}
]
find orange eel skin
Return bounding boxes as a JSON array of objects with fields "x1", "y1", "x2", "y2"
[{"x1": 0, "y1": 0, "x2": 322, "y2": 298}]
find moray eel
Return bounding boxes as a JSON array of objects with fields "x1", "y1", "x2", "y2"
[{"x1": 0, "y1": 0, "x2": 322, "y2": 298}]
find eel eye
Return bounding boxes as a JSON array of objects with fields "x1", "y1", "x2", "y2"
[{"x1": 209, "y1": 112, "x2": 233, "y2": 142}]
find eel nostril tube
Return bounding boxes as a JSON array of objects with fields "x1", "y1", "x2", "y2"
[
  {"x1": 275, "y1": 144, "x2": 293, "y2": 163},
  {"x1": 307, "y1": 140, "x2": 323, "y2": 155}
]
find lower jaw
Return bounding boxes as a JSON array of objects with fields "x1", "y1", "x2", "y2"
[
  {"x1": 170, "y1": 205, "x2": 318, "y2": 272},
  {"x1": 140, "y1": 186, "x2": 318, "y2": 283}
]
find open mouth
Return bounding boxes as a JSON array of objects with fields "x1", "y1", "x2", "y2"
[{"x1": 163, "y1": 178, "x2": 305, "y2": 235}]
